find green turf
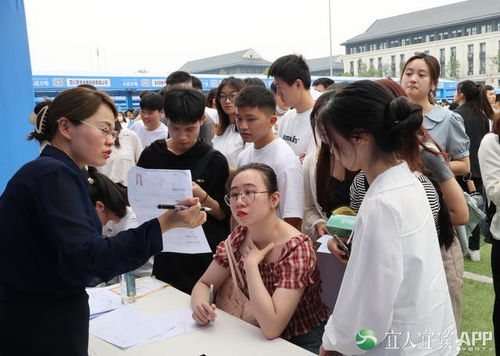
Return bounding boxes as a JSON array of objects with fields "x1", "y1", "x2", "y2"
[
  {"x1": 460, "y1": 237, "x2": 495, "y2": 355},
  {"x1": 463, "y1": 240, "x2": 493, "y2": 279}
]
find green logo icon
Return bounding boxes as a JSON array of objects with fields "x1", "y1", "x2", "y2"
[{"x1": 356, "y1": 329, "x2": 377, "y2": 350}]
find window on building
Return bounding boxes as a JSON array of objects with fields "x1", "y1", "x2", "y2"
[
  {"x1": 486, "y1": 24, "x2": 492, "y2": 33},
  {"x1": 369, "y1": 58, "x2": 374, "y2": 70},
  {"x1": 430, "y1": 34, "x2": 435, "y2": 42},
  {"x1": 439, "y1": 48, "x2": 446, "y2": 78},
  {"x1": 450, "y1": 47, "x2": 457, "y2": 78},
  {"x1": 443, "y1": 32, "x2": 449, "y2": 39},
  {"x1": 472, "y1": 27, "x2": 477, "y2": 35},
  {"x1": 480, "y1": 25, "x2": 486, "y2": 34},
  {"x1": 400, "y1": 54, "x2": 405, "y2": 73},
  {"x1": 468, "y1": 44, "x2": 474, "y2": 75},
  {"x1": 349, "y1": 61, "x2": 354, "y2": 75},
  {"x1": 451, "y1": 30, "x2": 456, "y2": 38},
  {"x1": 425, "y1": 34, "x2": 430, "y2": 42},
  {"x1": 480, "y1": 42, "x2": 486, "y2": 74},
  {"x1": 390, "y1": 55, "x2": 396, "y2": 77},
  {"x1": 378, "y1": 57, "x2": 383, "y2": 72},
  {"x1": 457, "y1": 29, "x2": 462, "y2": 37}
]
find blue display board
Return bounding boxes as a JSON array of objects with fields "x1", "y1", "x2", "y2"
[{"x1": 0, "y1": 0, "x2": 38, "y2": 192}]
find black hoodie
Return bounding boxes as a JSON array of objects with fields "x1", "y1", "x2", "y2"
[{"x1": 137, "y1": 139, "x2": 230, "y2": 294}]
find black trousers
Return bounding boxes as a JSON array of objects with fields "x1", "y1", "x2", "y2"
[
  {"x1": 492, "y1": 239, "x2": 500, "y2": 352},
  {"x1": 0, "y1": 291, "x2": 89, "y2": 356}
]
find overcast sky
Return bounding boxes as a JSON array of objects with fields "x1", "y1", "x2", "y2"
[{"x1": 24, "y1": 0, "x2": 460, "y2": 75}]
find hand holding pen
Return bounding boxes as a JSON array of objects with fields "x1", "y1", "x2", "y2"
[{"x1": 192, "y1": 283, "x2": 217, "y2": 325}]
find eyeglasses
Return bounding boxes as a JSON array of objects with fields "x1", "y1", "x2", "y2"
[
  {"x1": 224, "y1": 190, "x2": 268, "y2": 206},
  {"x1": 80, "y1": 120, "x2": 119, "y2": 139},
  {"x1": 218, "y1": 92, "x2": 239, "y2": 103}
]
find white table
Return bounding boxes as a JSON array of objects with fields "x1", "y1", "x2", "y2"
[{"x1": 88, "y1": 285, "x2": 314, "y2": 356}]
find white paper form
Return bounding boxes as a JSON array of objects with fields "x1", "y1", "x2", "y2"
[
  {"x1": 316, "y1": 234, "x2": 332, "y2": 254},
  {"x1": 134, "y1": 307, "x2": 198, "y2": 348},
  {"x1": 127, "y1": 167, "x2": 211, "y2": 254},
  {"x1": 89, "y1": 305, "x2": 175, "y2": 349},
  {"x1": 86, "y1": 287, "x2": 122, "y2": 318}
]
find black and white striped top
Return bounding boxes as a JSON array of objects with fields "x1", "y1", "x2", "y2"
[{"x1": 349, "y1": 171, "x2": 441, "y2": 234}]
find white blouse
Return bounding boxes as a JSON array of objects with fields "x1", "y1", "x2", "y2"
[
  {"x1": 478, "y1": 133, "x2": 500, "y2": 240},
  {"x1": 96, "y1": 128, "x2": 142, "y2": 186},
  {"x1": 322, "y1": 162, "x2": 457, "y2": 355},
  {"x1": 212, "y1": 124, "x2": 245, "y2": 169}
]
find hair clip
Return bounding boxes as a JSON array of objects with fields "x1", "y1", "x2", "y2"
[
  {"x1": 35, "y1": 105, "x2": 49, "y2": 134},
  {"x1": 88, "y1": 177, "x2": 95, "y2": 184}
]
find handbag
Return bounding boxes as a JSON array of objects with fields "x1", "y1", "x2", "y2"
[{"x1": 216, "y1": 238, "x2": 258, "y2": 326}]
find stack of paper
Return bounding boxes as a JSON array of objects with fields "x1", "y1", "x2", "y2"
[
  {"x1": 87, "y1": 287, "x2": 122, "y2": 319},
  {"x1": 89, "y1": 305, "x2": 197, "y2": 349}
]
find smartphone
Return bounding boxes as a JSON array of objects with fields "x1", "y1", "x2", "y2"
[{"x1": 332, "y1": 234, "x2": 351, "y2": 259}]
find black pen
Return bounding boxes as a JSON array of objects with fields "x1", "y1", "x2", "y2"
[{"x1": 157, "y1": 204, "x2": 212, "y2": 212}]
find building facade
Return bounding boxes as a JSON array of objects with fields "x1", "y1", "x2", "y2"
[
  {"x1": 179, "y1": 48, "x2": 271, "y2": 75},
  {"x1": 341, "y1": 0, "x2": 500, "y2": 86}
]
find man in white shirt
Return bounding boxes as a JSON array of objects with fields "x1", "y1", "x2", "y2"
[
  {"x1": 269, "y1": 54, "x2": 317, "y2": 161},
  {"x1": 131, "y1": 93, "x2": 168, "y2": 148},
  {"x1": 235, "y1": 85, "x2": 304, "y2": 230}
]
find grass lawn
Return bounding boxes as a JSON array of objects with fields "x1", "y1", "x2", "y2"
[
  {"x1": 461, "y1": 239, "x2": 495, "y2": 355},
  {"x1": 464, "y1": 241, "x2": 492, "y2": 279}
]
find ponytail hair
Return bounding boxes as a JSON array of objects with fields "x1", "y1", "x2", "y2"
[
  {"x1": 318, "y1": 80, "x2": 422, "y2": 165},
  {"x1": 457, "y1": 80, "x2": 493, "y2": 120},
  {"x1": 27, "y1": 87, "x2": 118, "y2": 143},
  {"x1": 87, "y1": 167, "x2": 128, "y2": 218}
]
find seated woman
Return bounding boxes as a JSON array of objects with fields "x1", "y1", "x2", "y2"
[
  {"x1": 87, "y1": 167, "x2": 153, "y2": 278},
  {"x1": 191, "y1": 163, "x2": 328, "y2": 353}
]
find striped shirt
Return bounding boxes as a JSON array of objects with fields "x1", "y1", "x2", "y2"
[
  {"x1": 214, "y1": 226, "x2": 328, "y2": 339},
  {"x1": 350, "y1": 171, "x2": 440, "y2": 234}
]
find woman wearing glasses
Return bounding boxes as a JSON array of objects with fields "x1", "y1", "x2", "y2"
[
  {"x1": 212, "y1": 77, "x2": 246, "y2": 169},
  {"x1": 191, "y1": 163, "x2": 328, "y2": 353},
  {"x1": 0, "y1": 87, "x2": 206, "y2": 356}
]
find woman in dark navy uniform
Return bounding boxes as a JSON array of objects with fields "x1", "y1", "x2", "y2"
[{"x1": 0, "y1": 87, "x2": 206, "y2": 356}]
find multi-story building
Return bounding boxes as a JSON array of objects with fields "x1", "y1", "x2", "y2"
[{"x1": 341, "y1": 0, "x2": 500, "y2": 86}]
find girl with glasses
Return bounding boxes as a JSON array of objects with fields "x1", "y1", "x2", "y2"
[
  {"x1": 212, "y1": 77, "x2": 246, "y2": 169},
  {"x1": 191, "y1": 163, "x2": 328, "y2": 354}
]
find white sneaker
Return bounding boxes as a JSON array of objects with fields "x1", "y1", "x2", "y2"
[{"x1": 468, "y1": 249, "x2": 481, "y2": 262}]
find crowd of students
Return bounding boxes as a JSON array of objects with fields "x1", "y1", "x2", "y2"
[{"x1": 1, "y1": 51, "x2": 500, "y2": 355}]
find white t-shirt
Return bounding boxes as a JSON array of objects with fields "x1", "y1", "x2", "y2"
[
  {"x1": 102, "y1": 207, "x2": 153, "y2": 278},
  {"x1": 96, "y1": 128, "x2": 143, "y2": 186},
  {"x1": 237, "y1": 138, "x2": 304, "y2": 219},
  {"x1": 130, "y1": 120, "x2": 168, "y2": 148},
  {"x1": 277, "y1": 107, "x2": 317, "y2": 157},
  {"x1": 212, "y1": 124, "x2": 245, "y2": 169},
  {"x1": 205, "y1": 107, "x2": 219, "y2": 126}
]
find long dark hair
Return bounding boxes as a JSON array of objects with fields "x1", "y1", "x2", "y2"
[
  {"x1": 87, "y1": 167, "x2": 128, "y2": 218},
  {"x1": 457, "y1": 80, "x2": 493, "y2": 120},
  {"x1": 214, "y1": 77, "x2": 244, "y2": 136},
  {"x1": 317, "y1": 80, "x2": 423, "y2": 162},
  {"x1": 377, "y1": 79, "x2": 455, "y2": 249}
]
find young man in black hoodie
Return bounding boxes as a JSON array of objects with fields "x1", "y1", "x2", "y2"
[{"x1": 137, "y1": 88, "x2": 230, "y2": 294}]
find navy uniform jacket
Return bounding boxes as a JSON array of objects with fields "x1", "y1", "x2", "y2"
[{"x1": 0, "y1": 145, "x2": 163, "y2": 301}]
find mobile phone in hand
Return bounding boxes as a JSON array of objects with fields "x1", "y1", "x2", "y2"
[{"x1": 332, "y1": 234, "x2": 350, "y2": 259}]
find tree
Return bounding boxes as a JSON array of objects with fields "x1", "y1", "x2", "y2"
[
  {"x1": 446, "y1": 59, "x2": 460, "y2": 80},
  {"x1": 491, "y1": 51, "x2": 500, "y2": 74}
]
